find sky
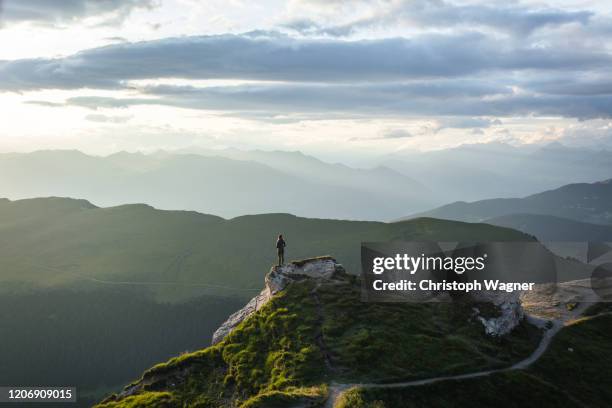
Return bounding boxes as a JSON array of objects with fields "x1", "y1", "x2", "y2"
[{"x1": 0, "y1": 0, "x2": 611, "y2": 159}]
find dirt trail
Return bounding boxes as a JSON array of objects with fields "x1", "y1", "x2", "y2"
[{"x1": 324, "y1": 288, "x2": 597, "y2": 408}]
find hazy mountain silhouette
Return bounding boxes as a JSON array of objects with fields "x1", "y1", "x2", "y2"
[
  {"x1": 3, "y1": 143, "x2": 609, "y2": 221},
  {"x1": 0, "y1": 150, "x2": 435, "y2": 221},
  {"x1": 384, "y1": 142, "x2": 612, "y2": 202},
  {"x1": 407, "y1": 179, "x2": 612, "y2": 225}
]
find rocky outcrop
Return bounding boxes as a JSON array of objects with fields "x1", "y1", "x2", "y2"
[
  {"x1": 212, "y1": 256, "x2": 343, "y2": 344},
  {"x1": 472, "y1": 291, "x2": 524, "y2": 336},
  {"x1": 211, "y1": 255, "x2": 525, "y2": 342}
]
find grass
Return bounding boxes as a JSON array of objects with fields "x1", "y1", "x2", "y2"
[
  {"x1": 96, "y1": 392, "x2": 176, "y2": 408},
  {"x1": 315, "y1": 275, "x2": 540, "y2": 383},
  {"x1": 240, "y1": 386, "x2": 328, "y2": 408},
  {"x1": 97, "y1": 271, "x2": 542, "y2": 407},
  {"x1": 336, "y1": 372, "x2": 581, "y2": 408},
  {"x1": 337, "y1": 313, "x2": 612, "y2": 408}
]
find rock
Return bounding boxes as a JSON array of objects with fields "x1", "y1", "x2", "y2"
[
  {"x1": 212, "y1": 256, "x2": 343, "y2": 344},
  {"x1": 472, "y1": 290, "x2": 524, "y2": 336},
  {"x1": 211, "y1": 289, "x2": 270, "y2": 345},
  {"x1": 212, "y1": 255, "x2": 523, "y2": 341}
]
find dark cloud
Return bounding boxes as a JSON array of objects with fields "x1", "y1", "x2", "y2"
[
  {"x1": 526, "y1": 76, "x2": 612, "y2": 96},
  {"x1": 2, "y1": 0, "x2": 610, "y2": 125},
  {"x1": 0, "y1": 0, "x2": 156, "y2": 26},
  {"x1": 61, "y1": 80, "x2": 511, "y2": 113},
  {"x1": 59, "y1": 81, "x2": 612, "y2": 120},
  {"x1": 0, "y1": 31, "x2": 609, "y2": 92}
]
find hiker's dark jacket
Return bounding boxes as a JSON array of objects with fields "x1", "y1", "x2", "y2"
[{"x1": 276, "y1": 239, "x2": 286, "y2": 252}]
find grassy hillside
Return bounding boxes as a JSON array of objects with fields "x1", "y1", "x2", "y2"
[
  {"x1": 97, "y1": 264, "x2": 541, "y2": 408},
  {"x1": 338, "y1": 311, "x2": 612, "y2": 408},
  {"x1": 0, "y1": 197, "x2": 530, "y2": 301},
  {"x1": 0, "y1": 196, "x2": 532, "y2": 404},
  {"x1": 407, "y1": 179, "x2": 612, "y2": 226}
]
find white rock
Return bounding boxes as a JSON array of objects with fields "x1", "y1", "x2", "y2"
[
  {"x1": 472, "y1": 290, "x2": 524, "y2": 336},
  {"x1": 211, "y1": 257, "x2": 341, "y2": 344}
]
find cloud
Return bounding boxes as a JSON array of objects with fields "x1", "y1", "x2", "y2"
[
  {"x1": 557, "y1": 120, "x2": 612, "y2": 148},
  {"x1": 0, "y1": 30, "x2": 609, "y2": 92},
  {"x1": 104, "y1": 36, "x2": 129, "y2": 43},
  {"x1": 58, "y1": 82, "x2": 612, "y2": 121},
  {"x1": 25, "y1": 100, "x2": 65, "y2": 107},
  {"x1": 0, "y1": 0, "x2": 156, "y2": 26},
  {"x1": 525, "y1": 76, "x2": 612, "y2": 96},
  {"x1": 85, "y1": 113, "x2": 131, "y2": 123},
  {"x1": 284, "y1": 0, "x2": 593, "y2": 37},
  {"x1": 349, "y1": 128, "x2": 415, "y2": 142},
  {"x1": 381, "y1": 129, "x2": 413, "y2": 139},
  {"x1": 61, "y1": 80, "x2": 511, "y2": 113},
  {"x1": 2, "y1": 2, "x2": 610, "y2": 126},
  {"x1": 435, "y1": 117, "x2": 502, "y2": 131}
]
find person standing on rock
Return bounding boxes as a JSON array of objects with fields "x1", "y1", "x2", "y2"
[{"x1": 276, "y1": 234, "x2": 286, "y2": 266}]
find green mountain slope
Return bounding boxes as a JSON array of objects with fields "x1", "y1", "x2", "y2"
[
  {"x1": 339, "y1": 309, "x2": 612, "y2": 408},
  {"x1": 0, "y1": 196, "x2": 532, "y2": 405},
  {"x1": 487, "y1": 213, "x2": 612, "y2": 241},
  {"x1": 0, "y1": 197, "x2": 529, "y2": 300},
  {"x1": 97, "y1": 259, "x2": 541, "y2": 408},
  {"x1": 407, "y1": 179, "x2": 612, "y2": 225}
]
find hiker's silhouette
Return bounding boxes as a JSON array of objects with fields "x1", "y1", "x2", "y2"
[{"x1": 276, "y1": 234, "x2": 286, "y2": 266}]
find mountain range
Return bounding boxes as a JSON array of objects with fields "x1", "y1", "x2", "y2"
[
  {"x1": 382, "y1": 142, "x2": 612, "y2": 202},
  {"x1": 408, "y1": 178, "x2": 612, "y2": 226},
  {"x1": 0, "y1": 150, "x2": 434, "y2": 221},
  {"x1": 2, "y1": 142, "x2": 612, "y2": 221}
]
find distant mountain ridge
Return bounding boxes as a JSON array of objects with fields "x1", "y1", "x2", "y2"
[
  {"x1": 407, "y1": 178, "x2": 612, "y2": 226},
  {"x1": 383, "y1": 142, "x2": 612, "y2": 202},
  {"x1": 0, "y1": 150, "x2": 435, "y2": 221},
  {"x1": 3, "y1": 143, "x2": 610, "y2": 221}
]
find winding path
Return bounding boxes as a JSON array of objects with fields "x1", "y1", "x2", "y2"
[{"x1": 324, "y1": 300, "x2": 593, "y2": 408}]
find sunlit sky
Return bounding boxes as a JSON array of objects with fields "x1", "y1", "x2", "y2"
[{"x1": 0, "y1": 0, "x2": 611, "y2": 159}]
